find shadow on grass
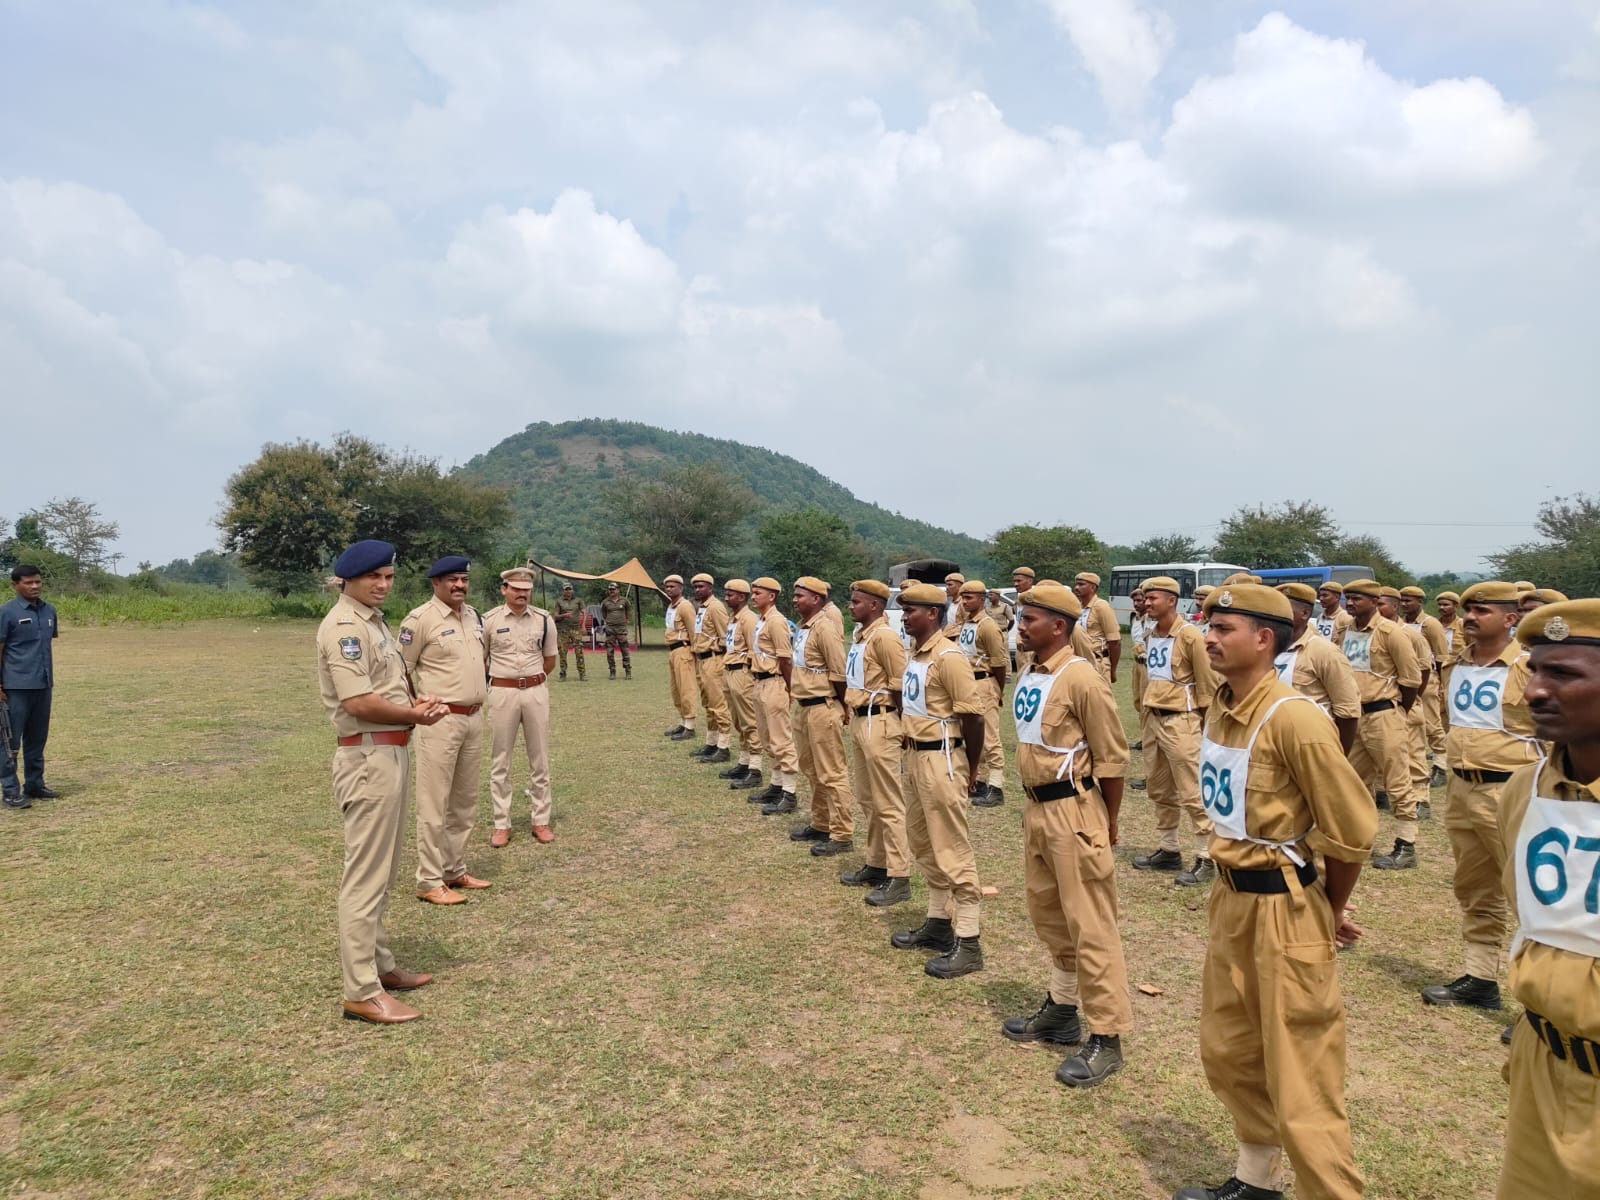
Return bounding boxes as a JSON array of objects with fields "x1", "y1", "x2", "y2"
[
  {"x1": 389, "y1": 934, "x2": 472, "y2": 970},
  {"x1": 1119, "y1": 1113, "x2": 1229, "y2": 1195},
  {"x1": 976, "y1": 978, "x2": 1041, "y2": 1016},
  {"x1": 1366, "y1": 952, "x2": 1437, "y2": 993}
]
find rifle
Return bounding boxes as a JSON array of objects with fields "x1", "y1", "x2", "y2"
[{"x1": 0, "y1": 699, "x2": 15, "y2": 777}]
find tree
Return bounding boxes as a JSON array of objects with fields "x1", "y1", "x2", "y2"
[
  {"x1": 988, "y1": 524, "x2": 1106, "y2": 584},
  {"x1": 1212, "y1": 501, "x2": 1340, "y2": 569},
  {"x1": 30, "y1": 497, "x2": 119, "y2": 570},
  {"x1": 221, "y1": 442, "x2": 356, "y2": 594},
  {"x1": 1325, "y1": 534, "x2": 1408, "y2": 588},
  {"x1": 757, "y1": 510, "x2": 873, "y2": 596},
  {"x1": 1131, "y1": 532, "x2": 1208, "y2": 562},
  {"x1": 1492, "y1": 494, "x2": 1600, "y2": 599},
  {"x1": 356, "y1": 451, "x2": 513, "y2": 570},
  {"x1": 601, "y1": 463, "x2": 758, "y2": 582}
]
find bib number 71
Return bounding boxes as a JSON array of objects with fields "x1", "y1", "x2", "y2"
[
  {"x1": 1527, "y1": 828, "x2": 1600, "y2": 914},
  {"x1": 1201, "y1": 762, "x2": 1235, "y2": 817}
]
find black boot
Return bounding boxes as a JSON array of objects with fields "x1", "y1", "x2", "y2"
[
  {"x1": 1002, "y1": 995, "x2": 1082, "y2": 1045},
  {"x1": 811, "y1": 839, "x2": 852, "y2": 857},
  {"x1": 1431, "y1": 764, "x2": 1447, "y2": 789},
  {"x1": 664, "y1": 725, "x2": 683, "y2": 737},
  {"x1": 968, "y1": 782, "x2": 991, "y2": 804},
  {"x1": 1374, "y1": 791, "x2": 1391, "y2": 810},
  {"x1": 625, "y1": 667, "x2": 632, "y2": 680},
  {"x1": 668, "y1": 727, "x2": 697, "y2": 741},
  {"x1": 972, "y1": 785, "x2": 1004, "y2": 809},
  {"x1": 1501, "y1": 1023, "x2": 1515, "y2": 1046},
  {"x1": 790, "y1": 823, "x2": 828, "y2": 843},
  {"x1": 720, "y1": 763, "x2": 751, "y2": 780},
  {"x1": 750, "y1": 782, "x2": 782, "y2": 805},
  {"x1": 890, "y1": 917, "x2": 955, "y2": 953},
  {"x1": 865, "y1": 877, "x2": 911, "y2": 907},
  {"x1": 690, "y1": 742, "x2": 718, "y2": 760},
  {"x1": 1174, "y1": 857, "x2": 1216, "y2": 887},
  {"x1": 760, "y1": 791, "x2": 796, "y2": 816},
  {"x1": 1373, "y1": 838, "x2": 1417, "y2": 869},
  {"x1": 926, "y1": 936, "x2": 984, "y2": 979},
  {"x1": 1055, "y1": 1034, "x2": 1123, "y2": 1088},
  {"x1": 733, "y1": 773, "x2": 766, "y2": 794},
  {"x1": 1421, "y1": 975, "x2": 1502, "y2": 1009},
  {"x1": 609, "y1": 668, "x2": 617, "y2": 680},
  {"x1": 704, "y1": 748, "x2": 731, "y2": 763},
  {"x1": 1173, "y1": 1178, "x2": 1283, "y2": 1200},
  {"x1": 840, "y1": 864, "x2": 888, "y2": 887},
  {"x1": 1134, "y1": 848, "x2": 1182, "y2": 871}
]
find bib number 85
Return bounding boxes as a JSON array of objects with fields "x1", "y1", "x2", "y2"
[
  {"x1": 1147, "y1": 646, "x2": 1170, "y2": 671},
  {"x1": 1527, "y1": 828, "x2": 1600, "y2": 914},
  {"x1": 1454, "y1": 679, "x2": 1501, "y2": 713},
  {"x1": 1014, "y1": 686, "x2": 1042, "y2": 723},
  {"x1": 1201, "y1": 763, "x2": 1235, "y2": 817}
]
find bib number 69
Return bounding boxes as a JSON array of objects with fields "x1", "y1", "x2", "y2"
[
  {"x1": 1014, "y1": 686, "x2": 1042, "y2": 723},
  {"x1": 1201, "y1": 762, "x2": 1235, "y2": 817},
  {"x1": 1527, "y1": 827, "x2": 1600, "y2": 914}
]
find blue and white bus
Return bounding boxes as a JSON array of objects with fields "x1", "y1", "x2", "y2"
[
  {"x1": 1252, "y1": 565, "x2": 1374, "y2": 590},
  {"x1": 1109, "y1": 562, "x2": 1250, "y2": 627}
]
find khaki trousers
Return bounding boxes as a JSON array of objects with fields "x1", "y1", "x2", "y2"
[
  {"x1": 668, "y1": 645, "x2": 697, "y2": 724},
  {"x1": 488, "y1": 684, "x2": 551, "y2": 829},
  {"x1": 1023, "y1": 789, "x2": 1133, "y2": 1034},
  {"x1": 980, "y1": 679, "x2": 1006, "y2": 787},
  {"x1": 1132, "y1": 660, "x2": 1147, "y2": 720},
  {"x1": 1200, "y1": 883, "x2": 1361, "y2": 1200},
  {"x1": 1142, "y1": 708, "x2": 1213, "y2": 854},
  {"x1": 755, "y1": 676, "x2": 799, "y2": 779},
  {"x1": 904, "y1": 744, "x2": 981, "y2": 934},
  {"x1": 1347, "y1": 705, "x2": 1416, "y2": 839},
  {"x1": 1498, "y1": 1019, "x2": 1600, "y2": 1199},
  {"x1": 695, "y1": 654, "x2": 730, "y2": 736},
  {"x1": 1406, "y1": 700, "x2": 1430, "y2": 792},
  {"x1": 851, "y1": 710, "x2": 906, "y2": 874},
  {"x1": 1443, "y1": 773, "x2": 1509, "y2": 979},
  {"x1": 332, "y1": 743, "x2": 409, "y2": 1002},
  {"x1": 724, "y1": 667, "x2": 761, "y2": 765},
  {"x1": 795, "y1": 700, "x2": 853, "y2": 841},
  {"x1": 414, "y1": 711, "x2": 482, "y2": 890},
  {"x1": 1424, "y1": 680, "x2": 1445, "y2": 759}
]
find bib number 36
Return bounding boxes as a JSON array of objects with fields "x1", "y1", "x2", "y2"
[
  {"x1": 1201, "y1": 762, "x2": 1235, "y2": 817},
  {"x1": 1527, "y1": 827, "x2": 1600, "y2": 914}
]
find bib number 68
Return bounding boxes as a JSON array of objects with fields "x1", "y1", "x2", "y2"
[{"x1": 1201, "y1": 762, "x2": 1235, "y2": 817}]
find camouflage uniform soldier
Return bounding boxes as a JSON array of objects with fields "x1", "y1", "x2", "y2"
[
  {"x1": 599, "y1": 582, "x2": 632, "y2": 679},
  {"x1": 554, "y1": 584, "x2": 587, "y2": 681}
]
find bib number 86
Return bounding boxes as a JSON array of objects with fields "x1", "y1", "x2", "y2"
[
  {"x1": 1014, "y1": 686, "x2": 1042, "y2": 723},
  {"x1": 1201, "y1": 763, "x2": 1235, "y2": 817},
  {"x1": 1527, "y1": 828, "x2": 1600, "y2": 914},
  {"x1": 1453, "y1": 679, "x2": 1501, "y2": 713}
]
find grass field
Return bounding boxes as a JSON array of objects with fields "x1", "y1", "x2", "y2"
[{"x1": 1, "y1": 623, "x2": 1510, "y2": 1199}]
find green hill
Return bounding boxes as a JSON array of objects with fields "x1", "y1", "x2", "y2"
[{"x1": 455, "y1": 419, "x2": 992, "y2": 577}]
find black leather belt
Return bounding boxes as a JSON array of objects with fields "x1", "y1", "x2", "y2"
[
  {"x1": 1218, "y1": 861, "x2": 1318, "y2": 894},
  {"x1": 973, "y1": 671, "x2": 990, "y2": 680},
  {"x1": 725, "y1": 663, "x2": 746, "y2": 672},
  {"x1": 1361, "y1": 699, "x2": 1396, "y2": 714},
  {"x1": 694, "y1": 649, "x2": 723, "y2": 660},
  {"x1": 1453, "y1": 767, "x2": 1514, "y2": 784},
  {"x1": 1146, "y1": 707, "x2": 1184, "y2": 717},
  {"x1": 910, "y1": 738, "x2": 963, "y2": 751},
  {"x1": 754, "y1": 671, "x2": 776, "y2": 680},
  {"x1": 1025, "y1": 777, "x2": 1097, "y2": 802},
  {"x1": 797, "y1": 696, "x2": 831, "y2": 708},
  {"x1": 1526, "y1": 1011, "x2": 1600, "y2": 1075},
  {"x1": 854, "y1": 704, "x2": 897, "y2": 717}
]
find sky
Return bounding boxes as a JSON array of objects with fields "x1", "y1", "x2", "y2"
[{"x1": 2, "y1": 0, "x2": 1597, "y2": 574}]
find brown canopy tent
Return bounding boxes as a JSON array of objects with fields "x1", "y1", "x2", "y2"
[{"x1": 526, "y1": 556, "x2": 662, "y2": 649}]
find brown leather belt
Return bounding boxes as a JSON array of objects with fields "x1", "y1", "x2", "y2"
[
  {"x1": 491, "y1": 676, "x2": 545, "y2": 689},
  {"x1": 338, "y1": 730, "x2": 411, "y2": 747}
]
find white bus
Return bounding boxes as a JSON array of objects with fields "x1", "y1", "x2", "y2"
[{"x1": 1108, "y1": 562, "x2": 1250, "y2": 628}]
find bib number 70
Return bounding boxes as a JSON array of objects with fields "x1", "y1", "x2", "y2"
[
  {"x1": 1200, "y1": 762, "x2": 1235, "y2": 817},
  {"x1": 1527, "y1": 828, "x2": 1600, "y2": 914},
  {"x1": 1453, "y1": 679, "x2": 1501, "y2": 713}
]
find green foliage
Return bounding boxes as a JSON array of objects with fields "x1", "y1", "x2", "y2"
[
  {"x1": 13, "y1": 515, "x2": 45, "y2": 546},
  {"x1": 757, "y1": 509, "x2": 873, "y2": 595},
  {"x1": 1212, "y1": 501, "x2": 1340, "y2": 568},
  {"x1": 29, "y1": 497, "x2": 119, "y2": 570},
  {"x1": 599, "y1": 462, "x2": 758, "y2": 581},
  {"x1": 156, "y1": 550, "x2": 249, "y2": 589},
  {"x1": 1326, "y1": 534, "x2": 1407, "y2": 588},
  {"x1": 1130, "y1": 533, "x2": 1208, "y2": 562},
  {"x1": 987, "y1": 524, "x2": 1105, "y2": 584},
  {"x1": 1492, "y1": 493, "x2": 1600, "y2": 598}
]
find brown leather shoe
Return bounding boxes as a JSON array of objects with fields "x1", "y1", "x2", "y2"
[
  {"x1": 443, "y1": 873, "x2": 492, "y2": 890},
  {"x1": 532, "y1": 825, "x2": 556, "y2": 844},
  {"x1": 378, "y1": 968, "x2": 433, "y2": 991},
  {"x1": 341, "y1": 992, "x2": 421, "y2": 1024},
  {"x1": 417, "y1": 886, "x2": 467, "y2": 905},
  {"x1": 490, "y1": 827, "x2": 511, "y2": 848}
]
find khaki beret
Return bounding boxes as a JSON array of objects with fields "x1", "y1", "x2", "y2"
[
  {"x1": 1075, "y1": 572, "x2": 1101, "y2": 586},
  {"x1": 1435, "y1": 590, "x2": 1460, "y2": 602},
  {"x1": 1519, "y1": 598, "x2": 1600, "y2": 647},
  {"x1": 959, "y1": 580, "x2": 988, "y2": 596},
  {"x1": 1037, "y1": 578, "x2": 1063, "y2": 587},
  {"x1": 1319, "y1": 581, "x2": 1345, "y2": 595},
  {"x1": 1011, "y1": 566, "x2": 1036, "y2": 579},
  {"x1": 1399, "y1": 586, "x2": 1425, "y2": 599},
  {"x1": 751, "y1": 576, "x2": 782, "y2": 594},
  {"x1": 1529, "y1": 588, "x2": 1569, "y2": 605},
  {"x1": 1142, "y1": 576, "x2": 1181, "y2": 596},
  {"x1": 500, "y1": 567, "x2": 535, "y2": 584},
  {"x1": 1513, "y1": 581, "x2": 1536, "y2": 591},
  {"x1": 724, "y1": 578, "x2": 752, "y2": 595},
  {"x1": 1276, "y1": 582, "x2": 1319, "y2": 605},
  {"x1": 944, "y1": 572, "x2": 966, "y2": 585},
  {"x1": 1021, "y1": 583, "x2": 1082, "y2": 620},
  {"x1": 850, "y1": 579, "x2": 890, "y2": 601},
  {"x1": 1193, "y1": 585, "x2": 1214, "y2": 599},
  {"x1": 1378, "y1": 586, "x2": 1402, "y2": 600},
  {"x1": 1222, "y1": 573, "x2": 1251, "y2": 585},
  {"x1": 663, "y1": 574, "x2": 684, "y2": 585},
  {"x1": 794, "y1": 575, "x2": 829, "y2": 597},
  {"x1": 1461, "y1": 581, "x2": 1520, "y2": 605},
  {"x1": 690, "y1": 572, "x2": 714, "y2": 585},
  {"x1": 899, "y1": 582, "x2": 947, "y2": 607},
  {"x1": 1204, "y1": 584, "x2": 1292, "y2": 623},
  {"x1": 1343, "y1": 579, "x2": 1381, "y2": 598}
]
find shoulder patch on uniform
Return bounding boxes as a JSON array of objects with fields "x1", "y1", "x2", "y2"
[
  {"x1": 338, "y1": 637, "x2": 362, "y2": 661},
  {"x1": 399, "y1": 627, "x2": 414, "y2": 645}
]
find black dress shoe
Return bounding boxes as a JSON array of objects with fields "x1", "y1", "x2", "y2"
[
  {"x1": 865, "y1": 877, "x2": 911, "y2": 907},
  {"x1": 1129, "y1": 741, "x2": 1143, "y2": 751},
  {"x1": 3, "y1": 793, "x2": 31, "y2": 810},
  {"x1": 24, "y1": 785, "x2": 58, "y2": 799},
  {"x1": 811, "y1": 839, "x2": 852, "y2": 857},
  {"x1": 1130, "y1": 779, "x2": 1146, "y2": 790},
  {"x1": 1422, "y1": 975, "x2": 1502, "y2": 1009},
  {"x1": 790, "y1": 823, "x2": 828, "y2": 842},
  {"x1": 840, "y1": 864, "x2": 888, "y2": 887},
  {"x1": 1056, "y1": 1033, "x2": 1123, "y2": 1088},
  {"x1": 972, "y1": 786, "x2": 1004, "y2": 809},
  {"x1": 1134, "y1": 848, "x2": 1182, "y2": 871},
  {"x1": 926, "y1": 936, "x2": 984, "y2": 979},
  {"x1": 1173, "y1": 1177, "x2": 1283, "y2": 1200},
  {"x1": 719, "y1": 763, "x2": 751, "y2": 780},
  {"x1": 1002, "y1": 995, "x2": 1081, "y2": 1045},
  {"x1": 890, "y1": 917, "x2": 955, "y2": 953},
  {"x1": 760, "y1": 791, "x2": 796, "y2": 815}
]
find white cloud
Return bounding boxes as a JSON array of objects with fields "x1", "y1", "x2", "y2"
[{"x1": 1041, "y1": 0, "x2": 1174, "y2": 124}]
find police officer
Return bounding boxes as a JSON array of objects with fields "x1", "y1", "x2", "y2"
[
  {"x1": 840, "y1": 580, "x2": 911, "y2": 906},
  {"x1": 951, "y1": 580, "x2": 1009, "y2": 806},
  {"x1": 1273, "y1": 583, "x2": 1359, "y2": 753},
  {"x1": 943, "y1": 572, "x2": 965, "y2": 627},
  {"x1": 1135, "y1": 576, "x2": 1219, "y2": 885},
  {"x1": 1494, "y1": 599, "x2": 1600, "y2": 1197},
  {"x1": 599, "y1": 582, "x2": 632, "y2": 680},
  {"x1": 1012, "y1": 567, "x2": 1037, "y2": 674},
  {"x1": 402, "y1": 556, "x2": 492, "y2": 905},
  {"x1": 788, "y1": 576, "x2": 854, "y2": 855},
  {"x1": 689, "y1": 573, "x2": 732, "y2": 764},
  {"x1": 1400, "y1": 585, "x2": 1450, "y2": 787},
  {"x1": 1340, "y1": 579, "x2": 1423, "y2": 870},
  {"x1": 1378, "y1": 586, "x2": 1436, "y2": 822},
  {"x1": 662, "y1": 575, "x2": 698, "y2": 741},
  {"x1": 0, "y1": 564, "x2": 59, "y2": 807},
  {"x1": 316, "y1": 540, "x2": 446, "y2": 1024},
  {"x1": 748, "y1": 578, "x2": 800, "y2": 814},
  {"x1": 1315, "y1": 583, "x2": 1352, "y2": 642},
  {"x1": 986, "y1": 588, "x2": 1014, "y2": 633},
  {"x1": 554, "y1": 583, "x2": 587, "y2": 681},
  {"x1": 1435, "y1": 591, "x2": 1464, "y2": 657},
  {"x1": 1419, "y1": 582, "x2": 1539, "y2": 1011},
  {"x1": 483, "y1": 568, "x2": 559, "y2": 847},
  {"x1": 1073, "y1": 572, "x2": 1121, "y2": 683},
  {"x1": 718, "y1": 580, "x2": 765, "y2": 790},
  {"x1": 1128, "y1": 588, "x2": 1151, "y2": 737},
  {"x1": 1002, "y1": 583, "x2": 1133, "y2": 1088},
  {"x1": 1520, "y1": 587, "x2": 1568, "y2": 615},
  {"x1": 889, "y1": 583, "x2": 988, "y2": 979},
  {"x1": 1177, "y1": 583, "x2": 1376, "y2": 1200}
]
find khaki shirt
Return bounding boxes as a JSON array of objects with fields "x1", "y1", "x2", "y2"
[
  {"x1": 1204, "y1": 673, "x2": 1378, "y2": 871},
  {"x1": 901, "y1": 632, "x2": 984, "y2": 742},
  {"x1": 725, "y1": 606, "x2": 759, "y2": 667},
  {"x1": 1408, "y1": 612, "x2": 1449, "y2": 670},
  {"x1": 693, "y1": 597, "x2": 730, "y2": 656},
  {"x1": 984, "y1": 599, "x2": 1014, "y2": 632},
  {"x1": 599, "y1": 595, "x2": 630, "y2": 630},
  {"x1": 955, "y1": 611, "x2": 1008, "y2": 676},
  {"x1": 483, "y1": 603, "x2": 558, "y2": 678},
  {"x1": 1501, "y1": 752, "x2": 1600, "y2": 1041},
  {"x1": 400, "y1": 597, "x2": 487, "y2": 706},
  {"x1": 1082, "y1": 595, "x2": 1120, "y2": 663},
  {"x1": 1015, "y1": 643, "x2": 1129, "y2": 788},
  {"x1": 1141, "y1": 618, "x2": 1218, "y2": 713},
  {"x1": 664, "y1": 596, "x2": 695, "y2": 647},
  {"x1": 317, "y1": 594, "x2": 411, "y2": 738},
  {"x1": 1439, "y1": 617, "x2": 1466, "y2": 661},
  {"x1": 1443, "y1": 641, "x2": 1541, "y2": 773},
  {"x1": 1129, "y1": 615, "x2": 1152, "y2": 663},
  {"x1": 1283, "y1": 626, "x2": 1361, "y2": 720},
  {"x1": 554, "y1": 595, "x2": 584, "y2": 632},
  {"x1": 846, "y1": 615, "x2": 908, "y2": 710},
  {"x1": 1340, "y1": 615, "x2": 1421, "y2": 704},
  {"x1": 1317, "y1": 607, "x2": 1354, "y2": 642},
  {"x1": 751, "y1": 607, "x2": 792, "y2": 674},
  {"x1": 821, "y1": 601, "x2": 844, "y2": 637},
  {"x1": 791, "y1": 609, "x2": 845, "y2": 701},
  {"x1": 1399, "y1": 621, "x2": 1433, "y2": 688}
]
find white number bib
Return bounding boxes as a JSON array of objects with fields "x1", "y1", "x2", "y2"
[
  {"x1": 1130, "y1": 620, "x2": 1147, "y2": 651},
  {"x1": 694, "y1": 607, "x2": 707, "y2": 635},
  {"x1": 1448, "y1": 664, "x2": 1507, "y2": 732},
  {"x1": 1512, "y1": 761, "x2": 1600, "y2": 961},
  {"x1": 665, "y1": 606, "x2": 679, "y2": 634},
  {"x1": 725, "y1": 622, "x2": 738, "y2": 655},
  {"x1": 1273, "y1": 649, "x2": 1299, "y2": 685},
  {"x1": 792, "y1": 626, "x2": 810, "y2": 667},
  {"x1": 1342, "y1": 630, "x2": 1373, "y2": 673},
  {"x1": 1314, "y1": 617, "x2": 1335, "y2": 640},
  {"x1": 1446, "y1": 628, "x2": 1456, "y2": 653},
  {"x1": 1146, "y1": 637, "x2": 1175, "y2": 681},
  {"x1": 845, "y1": 643, "x2": 866, "y2": 690},
  {"x1": 902, "y1": 658, "x2": 931, "y2": 718},
  {"x1": 1201, "y1": 695, "x2": 1316, "y2": 861},
  {"x1": 956, "y1": 623, "x2": 980, "y2": 660},
  {"x1": 1013, "y1": 664, "x2": 1089, "y2": 780}
]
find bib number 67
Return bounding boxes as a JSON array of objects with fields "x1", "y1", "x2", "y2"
[
  {"x1": 1201, "y1": 762, "x2": 1235, "y2": 817},
  {"x1": 1527, "y1": 827, "x2": 1600, "y2": 914}
]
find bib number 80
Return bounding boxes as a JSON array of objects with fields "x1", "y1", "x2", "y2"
[
  {"x1": 1453, "y1": 679, "x2": 1501, "y2": 713},
  {"x1": 1527, "y1": 828, "x2": 1600, "y2": 914},
  {"x1": 1201, "y1": 763, "x2": 1235, "y2": 817}
]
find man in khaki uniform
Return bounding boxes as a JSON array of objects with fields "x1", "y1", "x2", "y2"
[
  {"x1": 953, "y1": 580, "x2": 1009, "y2": 806},
  {"x1": 688, "y1": 573, "x2": 732, "y2": 764},
  {"x1": 1176, "y1": 584, "x2": 1376, "y2": 1200},
  {"x1": 1012, "y1": 567, "x2": 1037, "y2": 674},
  {"x1": 661, "y1": 574, "x2": 698, "y2": 741},
  {"x1": 483, "y1": 568, "x2": 559, "y2": 847},
  {"x1": 1073, "y1": 572, "x2": 1121, "y2": 683},
  {"x1": 718, "y1": 580, "x2": 765, "y2": 790},
  {"x1": 1273, "y1": 583, "x2": 1359, "y2": 753},
  {"x1": 1379, "y1": 587, "x2": 1436, "y2": 807},
  {"x1": 889, "y1": 583, "x2": 988, "y2": 979},
  {"x1": 943, "y1": 571, "x2": 965, "y2": 628},
  {"x1": 789, "y1": 576, "x2": 854, "y2": 855},
  {"x1": 1128, "y1": 588, "x2": 1151, "y2": 733},
  {"x1": 984, "y1": 589, "x2": 1014, "y2": 638},
  {"x1": 1520, "y1": 587, "x2": 1568, "y2": 615},
  {"x1": 1420, "y1": 582, "x2": 1540, "y2": 1011},
  {"x1": 599, "y1": 582, "x2": 631, "y2": 679},
  {"x1": 401, "y1": 556, "x2": 492, "y2": 906},
  {"x1": 1134, "y1": 575, "x2": 1220, "y2": 885},
  {"x1": 1338, "y1": 579, "x2": 1423, "y2": 869},
  {"x1": 1495, "y1": 599, "x2": 1600, "y2": 1199},
  {"x1": 1002, "y1": 583, "x2": 1134, "y2": 1089},
  {"x1": 1315, "y1": 582, "x2": 1353, "y2": 643},
  {"x1": 1436, "y1": 591, "x2": 1464, "y2": 656},
  {"x1": 553, "y1": 583, "x2": 587, "y2": 682},
  {"x1": 820, "y1": 588, "x2": 845, "y2": 638},
  {"x1": 748, "y1": 578, "x2": 800, "y2": 815},
  {"x1": 839, "y1": 580, "x2": 911, "y2": 906},
  {"x1": 1400, "y1": 585, "x2": 1450, "y2": 786},
  {"x1": 317, "y1": 540, "x2": 447, "y2": 1024}
]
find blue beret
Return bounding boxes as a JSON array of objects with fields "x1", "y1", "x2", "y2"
[
  {"x1": 428, "y1": 555, "x2": 470, "y2": 578},
  {"x1": 333, "y1": 540, "x2": 395, "y2": 579}
]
